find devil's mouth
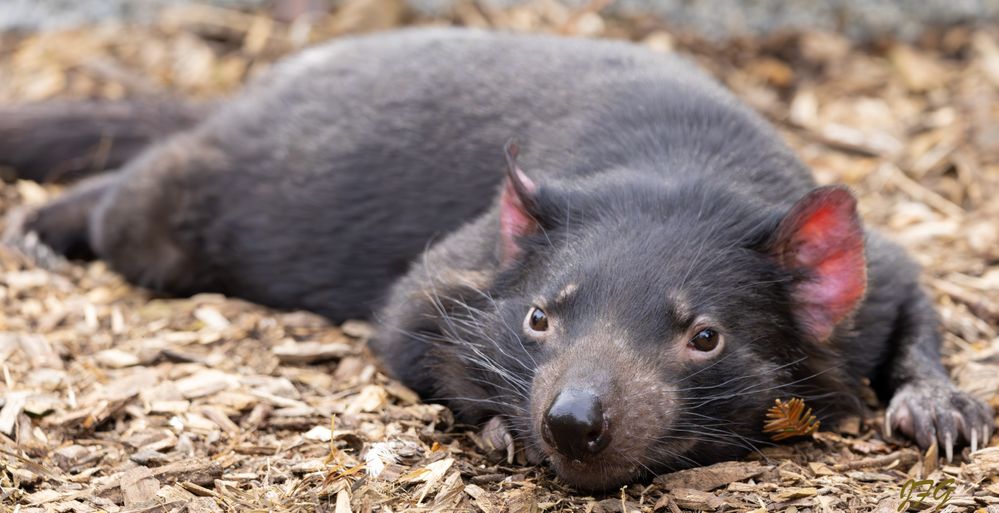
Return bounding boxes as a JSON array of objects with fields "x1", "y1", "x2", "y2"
[
  {"x1": 545, "y1": 452, "x2": 645, "y2": 491},
  {"x1": 537, "y1": 431, "x2": 701, "y2": 490}
]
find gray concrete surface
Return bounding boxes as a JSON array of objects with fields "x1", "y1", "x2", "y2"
[{"x1": 0, "y1": 0, "x2": 997, "y2": 40}]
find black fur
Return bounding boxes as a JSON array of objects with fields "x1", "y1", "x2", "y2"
[
  {"x1": 0, "y1": 99, "x2": 206, "y2": 183},
  {"x1": 4, "y1": 28, "x2": 992, "y2": 490}
]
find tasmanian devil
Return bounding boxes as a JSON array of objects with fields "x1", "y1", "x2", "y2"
[{"x1": 1, "y1": 28, "x2": 992, "y2": 490}]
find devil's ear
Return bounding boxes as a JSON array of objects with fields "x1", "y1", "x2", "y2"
[
  {"x1": 772, "y1": 186, "x2": 867, "y2": 342},
  {"x1": 499, "y1": 141, "x2": 541, "y2": 265}
]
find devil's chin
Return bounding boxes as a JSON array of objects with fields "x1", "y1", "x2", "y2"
[
  {"x1": 547, "y1": 454, "x2": 645, "y2": 491},
  {"x1": 541, "y1": 436, "x2": 699, "y2": 490}
]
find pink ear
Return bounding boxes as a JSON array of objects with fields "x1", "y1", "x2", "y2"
[
  {"x1": 774, "y1": 186, "x2": 867, "y2": 341},
  {"x1": 499, "y1": 142, "x2": 539, "y2": 264}
]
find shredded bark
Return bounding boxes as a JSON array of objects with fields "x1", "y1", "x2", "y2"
[{"x1": 1, "y1": 2, "x2": 997, "y2": 511}]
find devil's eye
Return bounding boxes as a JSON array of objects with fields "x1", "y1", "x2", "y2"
[
  {"x1": 525, "y1": 307, "x2": 549, "y2": 333},
  {"x1": 689, "y1": 328, "x2": 721, "y2": 352}
]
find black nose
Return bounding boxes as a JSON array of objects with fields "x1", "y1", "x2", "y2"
[{"x1": 542, "y1": 389, "x2": 610, "y2": 460}]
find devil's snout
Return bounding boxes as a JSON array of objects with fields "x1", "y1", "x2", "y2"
[{"x1": 542, "y1": 388, "x2": 611, "y2": 460}]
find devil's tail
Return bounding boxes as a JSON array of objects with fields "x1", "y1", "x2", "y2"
[{"x1": 0, "y1": 98, "x2": 209, "y2": 183}]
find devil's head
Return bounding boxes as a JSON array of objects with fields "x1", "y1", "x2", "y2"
[{"x1": 427, "y1": 142, "x2": 866, "y2": 490}]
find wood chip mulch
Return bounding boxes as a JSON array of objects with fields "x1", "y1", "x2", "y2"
[{"x1": 1, "y1": 1, "x2": 998, "y2": 511}]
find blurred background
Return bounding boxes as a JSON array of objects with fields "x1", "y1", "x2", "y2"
[{"x1": 4, "y1": 0, "x2": 999, "y2": 40}]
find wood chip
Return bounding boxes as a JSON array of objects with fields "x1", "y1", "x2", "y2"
[
  {"x1": 670, "y1": 488, "x2": 727, "y2": 511},
  {"x1": 200, "y1": 406, "x2": 241, "y2": 435},
  {"x1": 0, "y1": 391, "x2": 27, "y2": 435},
  {"x1": 175, "y1": 370, "x2": 239, "y2": 399},
  {"x1": 95, "y1": 348, "x2": 141, "y2": 368},
  {"x1": 272, "y1": 340, "x2": 352, "y2": 363},
  {"x1": 334, "y1": 490, "x2": 352, "y2": 513},
  {"x1": 121, "y1": 466, "x2": 161, "y2": 507},
  {"x1": 150, "y1": 459, "x2": 224, "y2": 487},
  {"x1": 187, "y1": 497, "x2": 224, "y2": 513},
  {"x1": 773, "y1": 486, "x2": 817, "y2": 501},
  {"x1": 465, "y1": 483, "x2": 505, "y2": 513},
  {"x1": 14, "y1": 333, "x2": 63, "y2": 370},
  {"x1": 654, "y1": 460, "x2": 767, "y2": 491}
]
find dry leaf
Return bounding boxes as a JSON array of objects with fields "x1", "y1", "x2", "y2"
[{"x1": 763, "y1": 398, "x2": 821, "y2": 441}]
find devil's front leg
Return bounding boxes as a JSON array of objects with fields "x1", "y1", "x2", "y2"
[{"x1": 873, "y1": 245, "x2": 994, "y2": 461}]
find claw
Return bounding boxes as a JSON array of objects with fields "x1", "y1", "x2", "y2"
[
  {"x1": 887, "y1": 381, "x2": 994, "y2": 458},
  {"x1": 502, "y1": 429, "x2": 514, "y2": 464},
  {"x1": 480, "y1": 416, "x2": 515, "y2": 464}
]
